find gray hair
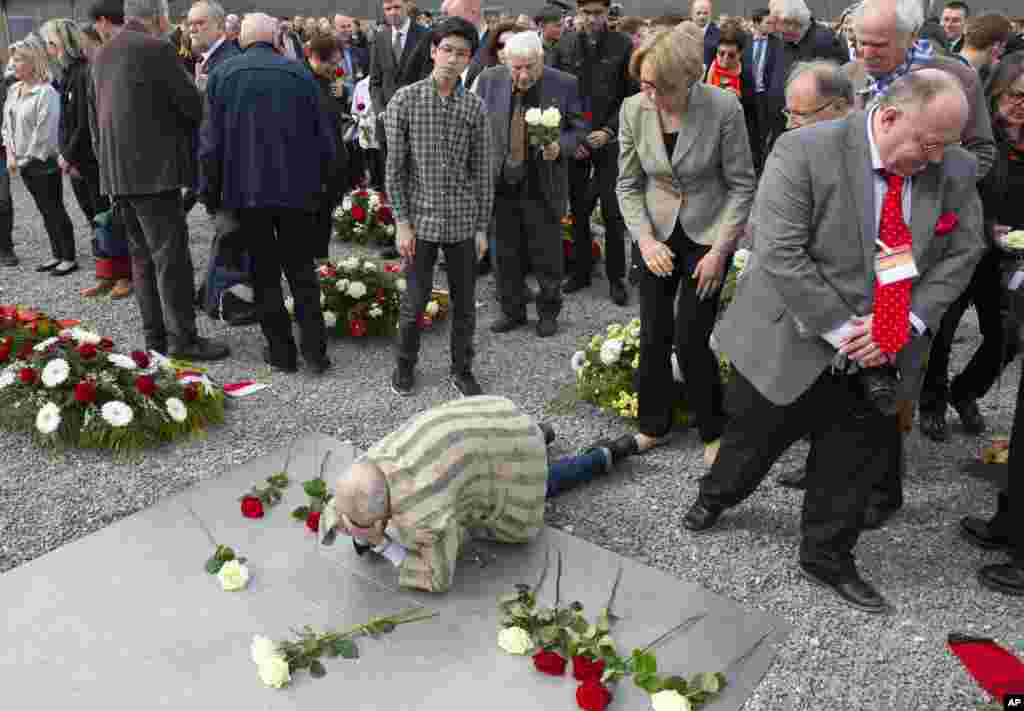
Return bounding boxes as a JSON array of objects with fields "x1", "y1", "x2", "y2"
[
  {"x1": 123, "y1": 0, "x2": 169, "y2": 20},
  {"x1": 786, "y1": 60, "x2": 854, "y2": 104},
  {"x1": 771, "y1": 0, "x2": 812, "y2": 26},
  {"x1": 877, "y1": 66, "x2": 965, "y2": 112},
  {"x1": 853, "y1": 0, "x2": 924, "y2": 36},
  {"x1": 192, "y1": 1, "x2": 227, "y2": 30},
  {"x1": 504, "y1": 30, "x2": 542, "y2": 59}
]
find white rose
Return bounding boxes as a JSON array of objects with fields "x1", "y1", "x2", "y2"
[
  {"x1": 363, "y1": 261, "x2": 377, "y2": 272},
  {"x1": 497, "y1": 626, "x2": 533, "y2": 655},
  {"x1": 425, "y1": 300, "x2": 439, "y2": 317},
  {"x1": 336, "y1": 278, "x2": 350, "y2": 293},
  {"x1": 599, "y1": 338, "x2": 624, "y2": 366},
  {"x1": 570, "y1": 350, "x2": 587, "y2": 375},
  {"x1": 395, "y1": 278, "x2": 407, "y2": 293},
  {"x1": 540, "y1": 107, "x2": 561, "y2": 128},
  {"x1": 217, "y1": 559, "x2": 250, "y2": 591},
  {"x1": 651, "y1": 690, "x2": 692, "y2": 711},
  {"x1": 323, "y1": 311, "x2": 338, "y2": 328},
  {"x1": 251, "y1": 635, "x2": 279, "y2": 665},
  {"x1": 33, "y1": 337, "x2": 59, "y2": 352},
  {"x1": 347, "y1": 281, "x2": 367, "y2": 299},
  {"x1": 41, "y1": 359, "x2": 70, "y2": 388},
  {"x1": 101, "y1": 400, "x2": 134, "y2": 428},
  {"x1": 35, "y1": 402, "x2": 61, "y2": 435},
  {"x1": 106, "y1": 354, "x2": 137, "y2": 370},
  {"x1": 284, "y1": 297, "x2": 295, "y2": 315},
  {"x1": 165, "y1": 397, "x2": 188, "y2": 423},
  {"x1": 524, "y1": 107, "x2": 543, "y2": 126},
  {"x1": 257, "y1": 655, "x2": 291, "y2": 688},
  {"x1": 0, "y1": 371, "x2": 15, "y2": 389},
  {"x1": 70, "y1": 328, "x2": 101, "y2": 345}
]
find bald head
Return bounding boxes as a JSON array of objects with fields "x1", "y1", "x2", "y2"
[
  {"x1": 442, "y1": 0, "x2": 482, "y2": 26},
  {"x1": 240, "y1": 12, "x2": 277, "y2": 48},
  {"x1": 334, "y1": 460, "x2": 391, "y2": 533}
]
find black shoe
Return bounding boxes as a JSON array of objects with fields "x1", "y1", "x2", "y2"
[
  {"x1": 861, "y1": 503, "x2": 899, "y2": 530},
  {"x1": 536, "y1": 317, "x2": 557, "y2": 338},
  {"x1": 538, "y1": 422, "x2": 556, "y2": 445},
  {"x1": 919, "y1": 410, "x2": 948, "y2": 442},
  {"x1": 776, "y1": 467, "x2": 807, "y2": 489},
  {"x1": 562, "y1": 275, "x2": 590, "y2": 294},
  {"x1": 0, "y1": 250, "x2": 18, "y2": 267},
  {"x1": 586, "y1": 434, "x2": 639, "y2": 466},
  {"x1": 36, "y1": 260, "x2": 60, "y2": 272},
  {"x1": 51, "y1": 261, "x2": 79, "y2": 277},
  {"x1": 959, "y1": 516, "x2": 1013, "y2": 552},
  {"x1": 169, "y1": 336, "x2": 231, "y2": 362},
  {"x1": 450, "y1": 370, "x2": 483, "y2": 397},
  {"x1": 477, "y1": 255, "x2": 492, "y2": 276},
  {"x1": 977, "y1": 562, "x2": 1024, "y2": 597},
  {"x1": 307, "y1": 357, "x2": 332, "y2": 375},
  {"x1": 609, "y1": 280, "x2": 628, "y2": 306},
  {"x1": 799, "y1": 562, "x2": 890, "y2": 613},
  {"x1": 490, "y1": 315, "x2": 526, "y2": 333},
  {"x1": 262, "y1": 345, "x2": 298, "y2": 373},
  {"x1": 952, "y1": 398, "x2": 986, "y2": 435},
  {"x1": 391, "y1": 363, "x2": 415, "y2": 396},
  {"x1": 682, "y1": 498, "x2": 724, "y2": 532}
]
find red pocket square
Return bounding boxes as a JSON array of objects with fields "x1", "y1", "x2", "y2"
[{"x1": 935, "y1": 212, "x2": 959, "y2": 235}]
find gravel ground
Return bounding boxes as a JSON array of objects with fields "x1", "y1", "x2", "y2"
[{"x1": 1, "y1": 175, "x2": 1022, "y2": 710}]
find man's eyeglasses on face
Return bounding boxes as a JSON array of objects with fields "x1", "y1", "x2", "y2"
[
  {"x1": 436, "y1": 44, "x2": 471, "y2": 60},
  {"x1": 782, "y1": 100, "x2": 835, "y2": 122},
  {"x1": 717, "y1": 49, "x2": 738, "y2": 59}
]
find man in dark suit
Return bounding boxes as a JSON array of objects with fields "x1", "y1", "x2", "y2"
[
  {"x1": 188, "y1": 0, "x2": 241, "y2": 89},
  {"x1": 741, "y1": 8, "x2": 777, "y2": 173},
  {"x1": 369, "y1": 0, "x2": 430, "y2": 145},
  {"x1": 682, "y1": 70, "x2": 984, "y2": 613},
  {"x1": 92, "y1": 0, "x2": 229, "y2": 361},
  {"x1": 553, "y1": 0, "x2": 633, "y2": 306},
  {"x1": 199, "y1": 13, "x2": 335, "y2": 375},
  {"x1": 334, "y1": 14, "x2": 370, "y2": 89},
  {"x1": 692, "y1": 0, "x2": 721, "y2": 71},
  {"x1": 474, "y1": 32, "x2": 586, "y2": 338}
]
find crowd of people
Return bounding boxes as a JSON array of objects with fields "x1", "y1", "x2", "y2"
[{"x1": 0, "y1": 0, "x2": 1022, "y2": 611}]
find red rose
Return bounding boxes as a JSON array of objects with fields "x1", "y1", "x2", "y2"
[
  {"x1": 351, "y1": 205, "x2": 367, "y2": 221},
  {"x1": 306, "y1": 510, "x2": 321, "y2": 532},
  {"x1": 134, "y1": 375, "x2": 157, "y2": 397},
  {"x1": 377, "y1": 205, "x2": 393, "y2": 224},
  {"x1": 130, "y1": 350, "x2": 151, "y2": 369},
  {"x1": 532, "y1": 650, "x2": 567, "y2": 676},
  {"x1": 575, "y1": 680, "x2": 612, "y2": 711},
  {"x1": 582, "y1": 111, "x2": 593, "y2": 122},
  {"x1": 183, "y1": 383, "x2": 199, "y2": 402},
  {"x1": 74, "y1": 380, "x2": 97, "y2": 404},
  {"x1": 384, "y1": 263, "x2": 402, "y2": 273},
  {"x1": 357, "y1": 101, "x2": 366, "y2": 111},
  {"x1": 335, "y1": 66, "x2": 345, "y2": 78},
  {"x1": 99, "y1": 337, "x2": 115, "y2": 351},
  {"x1": 349, "y1": 319, "x2": 368, "y2": 337},
  {"x1": 78, "y1": 343, "x2": 98, "y2": 360},
  {"x1": 572, "y1": 656, "x2": 606, "y2": 683},
  {"x1": 241, "y1": 495, "x2": 265, "y2": 518},
  {"x1": 935, "y1": 212, "x2": 958, "y2": 235},
  {"x1": 18, "y1": 367, "x2": 36, "y2": 384}
]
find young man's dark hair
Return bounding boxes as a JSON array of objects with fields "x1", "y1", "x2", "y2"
[
  {"x1": 718, "y1": 18, "x2": 747, "y2": 51},
  {"x1": 429, "y1": 16, "x2": 479, "y2": 56},
  {"x1": 752, "y1": 7, "x2": 770, "y2": 25},
  {"x1": 88, "y1": 0, "x2": 124, "y2": 24},
  {"x1": 308, "y1": 32, "x2": 339, "y2": 62}
]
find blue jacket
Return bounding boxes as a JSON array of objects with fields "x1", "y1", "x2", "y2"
[
  {"x1": 199, "y1": 43, "x2": 336, "y2": 212},
  {"x1": 205, "y1": 37, "x2": 242, "y2": 74}
]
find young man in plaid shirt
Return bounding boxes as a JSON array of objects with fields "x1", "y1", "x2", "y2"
[{"x1": 385, "y1": 17, "x2": 494, "y2": 397}]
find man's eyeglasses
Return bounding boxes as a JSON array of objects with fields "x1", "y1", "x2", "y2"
[
  {"x1": 436, "y1": 44, "x2": 472, "y2": 60},
  {"x1": 781, "y1": 100, "x2": 835, "y2": 121},
  {"x1": 716, "y1": 49, "x2": 738, "y2": 59}
]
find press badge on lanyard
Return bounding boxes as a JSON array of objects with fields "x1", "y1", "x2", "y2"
[{"x1": 874, "y1": 243, "x2": 918, "y2": 286}]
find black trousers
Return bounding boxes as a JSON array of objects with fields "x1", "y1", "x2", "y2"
[
  {"x1": 69, "y1": 161, "x2": 110, "y2": 224},
  {"x1": 367, "y1": 148, "x2": 385, "y2": 191},
  {"x1": 568, "y1": 143, "x2": 626, "y2": 283},
  {"x1": 920, "y1": 248, "x2": 1016, "y2": 413},
  {"x1": 239, "y1": 208, "x2": 326, "y2": 366},
  {"x1": 1005, "y1": 367, "x2": 1024, "y2": 563},
  {"x1": 397, "y1": 238, "x2": 476, "y2": 374},
  {"x1": 313, "y1": 194, "x2": 334, "y2": 261},
  {"x1": 494, "y1": 194, "x2": 562, "y2": 321},
  {"x1": 22, "y1": 169, "x2": 76, "y2": 261},
  {"x1": 0, "y1": 165, "x2": 12, "y2": 253},
  {"x1": 636, "y1": 227, "x2": 727, "y2": 442},
  {"x1": 699, "y1": 368, "x2": 898, "y2": 577}
]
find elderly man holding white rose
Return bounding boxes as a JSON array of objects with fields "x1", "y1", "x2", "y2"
[{"x1": 474, "y1": 32, "x2": 586, "y2": 337}]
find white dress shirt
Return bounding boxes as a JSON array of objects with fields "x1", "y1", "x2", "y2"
[
  {"x1": 393, "y1": 18, "x2": 411, "y2": 54},
  {"x1": 2, "y1": 82, "x2": 60, "y2": 168}
]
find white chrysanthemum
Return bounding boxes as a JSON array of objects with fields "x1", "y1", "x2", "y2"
[
  {"x1": 540, "y1": 106, "x2": 561, "y2": 128},
  {"x1": 425, "y1": 301, "x2": 439, "y2": 317},
  {"x1": 497, "y1": 626, "x2": 533, "y2": 655},
  {"x1": 284, "y1": 297, "x2": 295, "y2": 315},
  {"x1": 33, "y1": 337, "x2": 59, "y2": 352},
  {"x1": 524, "y1": 107, "x2": 543, "y2": 126},
  {"x1": 165, "y1": 397, "x2": 187, "y2": 423},
  {"x1": 0, "y1": 371, "x2": 15, "y2": 389},
  {"x1": 347, "y1": 281, "x2": 367, "y2": 299},
  {"x1": 599, "y1": 338, "x2": 624, "y2": 366},
  {"x1": 651, "y1": 690, "x2": 692, "y2": 711},
  {"x1": 395, "y1": 278, "x2": 407, "y2": 293},
  {"x1": 35, "y1": 402, "x2": 61, "y2": 435},
  {"x1": 323, "y1": 311, "x2": 338, "y2": 328},
  {"x1": 41, "y1": 359, "x2": 70, "y2": 388},
  {"x1": 363, "y1": 261, "x2": 376, "y2": 272},
  {"x1": 571, "y1": 350, "x2": 587, "y2": 375},
  {"x1": 70, "y1": 327, "x2": 101, "y2": 345},
  {"x1": 106, "y1": 354, "x2": 137, "y2": 370},
  {"x1": 101, "y1": 400, "x2": 134, "y2": 428},
  {"x1": 336, "y1": 278, "x2": 350, "y2": 293},
  {"x1": 251, "y1": 635, "x2": 279, "y2": 665},
  {"x1": 369, "y1": 305, "x2": 383, "y2": 319}
]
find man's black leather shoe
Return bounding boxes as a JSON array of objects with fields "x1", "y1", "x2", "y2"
[
  {"x1": 171, "y1": 336, "x2": 230, "y2": 362},
  {"x1": 952, "y1": 398, "x2": 986, "y2": 435},
  {"x1": 977, "y1": 562, "x2": 1024, "y2": 597},
  {"x1": 776, "y1": 468, "x2": 807, "y2": 489},
  {"x1": 799, "y1": 563, "x2": 890, "y2": 613},
  {"x1": 563, "y1": 275, "x2": 590, "y2": 294},
  {"x1": 262, "y1": 346, "x2": 298, "y2": 373},
  {"x1": 609, "y1": 280, "x2": 629, "y2": 306},
  {"x1": 450, "y1": 370, "x2": 483, "y2": 397},
  {"x1": 959, "y1": 516, "x2": 1013, "y2": 552},
  {"x1": 490, "y1": 315, "x2": 527, "y2": 333},
  {"x1": 682, "y1": 498, "x2": 724, "y2": 532},
  {"x1": 307, "y1": 357, "x2": 332, "y2": 375},
  {"x1": 538, "y1": 423, "x2": 556, "y2": 445},
  {"x1": 391, "y1": 363, "x2": 415, "y2": 396},
  {"x1": 861, "y1": 504, "x2": 899, "y2": 530},
  {"x1": 536, "y1": 317, "x2": 557, "y2": 338},
  {"x1": 585, "y1": 434, "x2": 639, "y2": 467},
  {"x1": 919, "y1": 410, "x2": 948, "y2": 442}
]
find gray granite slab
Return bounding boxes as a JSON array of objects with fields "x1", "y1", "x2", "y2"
[{"x1": 2, "y1": 434, "x2": 789, "y2": 709}]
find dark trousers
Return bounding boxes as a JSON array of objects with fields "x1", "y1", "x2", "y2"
[
  {"x1": 367, "y1": 148, "x2": 385, "y2": 191},
  {"x1": 0, "y1": 165, "x2": 12, "y2": 253},
  {"x1": 546, "y1": 449, "x2": 609, "y2": 498},
  {"x1": 1005, "y1": 368, "x2": 1023, "y2": 563},
  {"x1": 636, "y1": 227, "x2": 726, "y2": 442},
  {"x1": 22, "y1": 169, "x2": 76, "y2": 262},
  {"x1": 240, "y1": 208, "x2": 326, "y2": 366},
  {"x1": 313, "y1": 195, "x2": 334, "y2": 261},
  {"x1": 921, "y1": 248, "x2": 1016, "y2": 413},
  {"x1": 568, "y1": 144, "x2": 626, "y2": 283},
  {"x1": 699, "y1": 368, "x2": 898, "y2": 577},
  {"x1": 494, "y1": 194, "x2": 562, "y2": 321},
  {"x1": 121, "y1": 191, "x2": 198, "y2": 348},
  {"x1": 397, "y1": 238, "x2": 476, "y2": 374},
  {"x1": 69, "y1": 161, "x2": 110, "y2": 224}
]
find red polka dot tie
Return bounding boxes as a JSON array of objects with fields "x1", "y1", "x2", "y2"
[{"x1": 872, "y1": 172, "x2": 912, "y2": 355}]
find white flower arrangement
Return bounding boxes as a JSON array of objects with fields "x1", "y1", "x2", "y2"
[
  {"x1": 369, "y1": 305, "x2": 383, "y2": 319},
  {"x1": 524, "y1": 107, "x2": 543, "y2": 126},
  {"x1": 165, "y1": 397, "x2": 188, "y2": 424},
  {"x1": 540, "y1": 106, "x2": 562, "y2": 128},
  {"x1": 395, "y1": 278, "x2": 407, "y2": 293},
  {"x1": 0, "y1": 371, "x2": 15, "y2": 389},
  {"x1": 106, "y1": 354, "x2": 137, "y2": 370},
  {"x1": 69, "y1": 327, "x2": 101, "y2": 345},
  {"x1": 41, "y1": 358, "x2": 70, "y2": 388},
  {"x1": 347, "y1": 281, "x2": 367, "y2": 299},
  {"x1": 33, "y1": 337, "x2": 59, "y2": 352},
  {"x1": 497, "y1": 626, "x2": 533, "y2": 655},
  {"x1": 35, "y1": 402, "x2": 61, "y2": 435},
  {"x1": 101, "y1": 400, "x2": 134, "y2": 428},
  {"x1": 336, "y1": 278, "x2": 350, "y2": 293},
  {"x1": 340, "y1": 256, "x2": 361, "y2": 272},
  {"x1": 216, "y1": 559, "x2": 250, "y2": 591},
  {"x1": 362, "y1": 261, "x2": 376, "y2": 272},
  {"x1": 599, "y1": 338, "x2": 624, "y2": 366},
  {"x1": 323, "y1": 311, "x2": 338, "y2": 328}
]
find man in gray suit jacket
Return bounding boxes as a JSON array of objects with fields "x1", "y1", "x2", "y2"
[
  {"x1": 474, "y1": 32, "x2": 586, "y2": 337},
  {"x1": 682, "y1": 70, "x2": 984, "y2": 613}
]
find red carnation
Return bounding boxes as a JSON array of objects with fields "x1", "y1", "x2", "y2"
[
  {"x1": 572, "y1": 656, "x2": 606, "y2": 683},
  {"x1": 78, "y1": 343, "x2": 98, "y2": 360},
  {"x1": 935, "y1": 212, "x2": 959, "y2": 236},
  {"x1": 351, "y1": 205, "x2": 367, "y2": 222},
  {"x1": 582, "y1": 111, "x2": 593, "y2": 122},
  {"x1": 130, "y1": 350, "x2": 151, "y2": 369},
  {"x1": 349, "y1": 319, "x2": 368, "y2": 337},
  {"x1": 335, "y1": 66, "x2": 345, "y2": 78},
  {"x1": 376, "y1": 205, "x2": 393, "y2": 224},
  {"x1": 306, "y1": 510, "x2": 321, "y2": 532},
  {"x1": 74, "y1": 381, "x2": 98, "y2": 404},
  {"x1": 533, "y1": 650, "x2": 567, "y2": 676},
  {"x1": 99, "y1": 337, "x2": 114, "y2": 351},
  {"x1": 18, "y1": 367, "x2": 36, "y2": 384},
  {"x1": 241, "y1": 495, "x2": 264, "y2": 518},
  {"x1": 183, "y1": 383, "x2": 199, "y2": 402},
  {"x1": 384, "y1": 263, "x2": 402, "y2": 273},
  {"x1": 134, "y1": 375, "x2": 157, "y2": 397},
  {"x1": 575, "y1": 680, "x2": 612, "y2": 711},
  {"x1": 357, "y1": 101, "x2": 366, "y2": 112}
]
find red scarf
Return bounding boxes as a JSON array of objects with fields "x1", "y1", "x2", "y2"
[{"x1": 705, "y1": 58, "x2": 742, "y2": 98}]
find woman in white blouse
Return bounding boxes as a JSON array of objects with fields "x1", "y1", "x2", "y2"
[{"x1": 3, "y1": 40, "x2": 78, "y2": 275}]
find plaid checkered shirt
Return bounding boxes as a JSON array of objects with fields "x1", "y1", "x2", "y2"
[{"x1": 384, "y1": 77, "x2": 494, "y2": 243}]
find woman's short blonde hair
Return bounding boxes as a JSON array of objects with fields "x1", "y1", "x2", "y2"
[
  {"x1": 10, "y1": 41, "x2": 51, "y2": 83},
  {"x1": 629, "y1": 22, "x2": 705, "y2": 97}
]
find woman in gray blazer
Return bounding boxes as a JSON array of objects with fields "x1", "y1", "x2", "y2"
[{"x1": 616, "y1": 24, "x2": 756, "y2": 463}]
